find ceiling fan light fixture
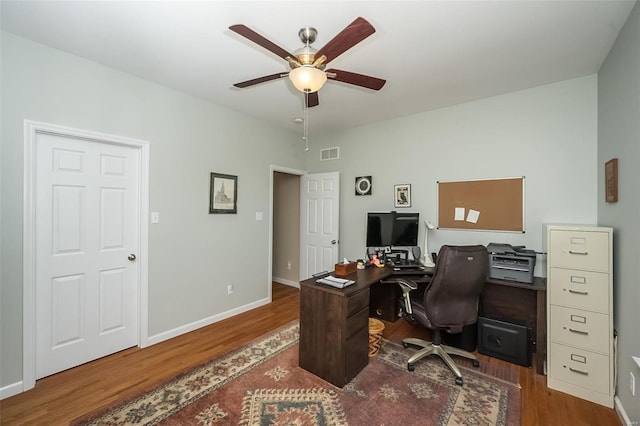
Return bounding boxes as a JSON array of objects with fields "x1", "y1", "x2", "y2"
[{"x1": 289, "y1": 65, "x2": 327, "y2": 93}]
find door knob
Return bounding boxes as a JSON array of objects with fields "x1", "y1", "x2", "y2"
[
  {"x1": 128, "y1": 254, "x2": 137, "y2": 261},
  {"x1": 331, "y1": 240, "x2": 337, "y2": 245}
]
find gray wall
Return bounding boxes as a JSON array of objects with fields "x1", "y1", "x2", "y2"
[
  {"x1": 0, "y1": 32, "x2": 305, "y2": 388},
  {"x1": 598, "y1": 2, "x2": 640, "y2": 421},
  {"x1": 307, "y1": 75, "x2": 598, "y2": 276}
]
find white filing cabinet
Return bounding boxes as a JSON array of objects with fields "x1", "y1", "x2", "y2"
[{"x1": 545, "y1": 225, "x2": 614, "y2": 408}]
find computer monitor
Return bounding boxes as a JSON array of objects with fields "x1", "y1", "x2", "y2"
[
  {"x1": 366, "y1": 211, "x2": 419, "y2": 247},
  {"x1": 392, "y1": 212, "x2": 420, "y2": 246},
  {"x1": 366, "y1": 212, "x2": 394, "y2": 247}
]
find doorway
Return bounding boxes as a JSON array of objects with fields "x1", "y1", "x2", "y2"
[
  {"x1": 269, "y1": 166, "x2": 340, "y2": 296},
  {"x1": 270, "y1": 167, "x2": 303, "y2": 290}
]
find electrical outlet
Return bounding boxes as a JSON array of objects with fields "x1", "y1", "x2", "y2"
[
  {"x1": 631, "y1": 371, "x2": 636, "y2": 397},
  {"x1": 287, "y1": 261, "x2": 292, "y2": 270},
  {"x1": 227, "y1": 284, "x2": 234, "y2": 295}
]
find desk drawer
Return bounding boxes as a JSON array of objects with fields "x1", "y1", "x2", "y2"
[
  {"x1": 549, "y1": 343, "x2": 610, "y2": 394},
  {"x1": 345, "y1": 327, "x2": 369, "y2": 384},
  {"x1": 549, "y1": 305, "x2": 610, "y2": 353},
  {"x1": 347, "y1": 307, "x2": 369, "y2": 338},
  {"x1": 548, "y1": 230, "x2": 610, "y2": 272},
  {"x1": 347, "y1": 288, "x2": 370, "y2": 317},
  {"x1": 549, "y1": 268, "x2": 609, "y2": 313}
]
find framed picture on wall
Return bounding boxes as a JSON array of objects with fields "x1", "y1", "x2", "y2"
[
  {"x1": 355, "y1": 176, "x2": 372, "y2": 196},
  {"x1": 394, "y1": 184, "x2": 411, "y2": 208},
  {"x1": 209, "y1": 172, "x2": 237, "y2": 213},
  {"x1": 605, "y1": 158, "x2": 618, "y2": 203}
]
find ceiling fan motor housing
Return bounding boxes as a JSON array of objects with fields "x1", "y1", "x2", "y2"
[
  {"x1": 298, "y1": 27, "x2": 317, "y2": 45},
  {"x1": 294, "y1": 27, "x2": 319, "y2": 67}
]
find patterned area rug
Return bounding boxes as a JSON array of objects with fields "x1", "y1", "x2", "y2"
[{"x1": 75, "y1": 321, "x2": 520, "y2": 425}]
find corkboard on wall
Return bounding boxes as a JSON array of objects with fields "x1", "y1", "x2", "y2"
[{"x1": 437, "y1": 177, "x2": 525, "y2": 232}]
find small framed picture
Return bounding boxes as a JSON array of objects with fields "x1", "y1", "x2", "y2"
[
  {"x1": 210, "y1": 172, "x2": 237, "y2": 214},
  {"x1": 605, "y1": 158, "x2": 618, "y2": 203},
  {"x1": 355, "y1": 176, "x2": 372, "y2": 196},
  {"x1": 394, "y1": 184, "x2": 411, "y2": 208}
]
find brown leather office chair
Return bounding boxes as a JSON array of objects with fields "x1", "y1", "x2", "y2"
[{"x1": 397, "y1": 244, "x2": 488, "y2": 386}]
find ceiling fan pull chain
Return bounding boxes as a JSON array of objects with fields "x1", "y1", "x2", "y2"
[{"x1": 303, "y1": 92, "x2": 309, "y2": 152}]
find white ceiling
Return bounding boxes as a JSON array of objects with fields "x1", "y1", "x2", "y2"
[{"x1": 1, "y1": 1, "x2": 635, "y2": 133}]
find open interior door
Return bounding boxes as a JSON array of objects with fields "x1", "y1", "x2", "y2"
[{"x1": 300, "y1": 172, "x2": 340, "y2": 279}]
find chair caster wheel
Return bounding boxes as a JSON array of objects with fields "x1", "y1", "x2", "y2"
[
  {"x1": 407, "y1": 363, "x2": 415, "y2": 372},
  {"x1": 472, "y1": 360, "x2": 480, "y2": 368},
  {"x1": 402, "y1": 342, "x2": 409, "y2": 348},
  {"x1": 455, "y1": 377, "x2": 463, "y2": 386}
]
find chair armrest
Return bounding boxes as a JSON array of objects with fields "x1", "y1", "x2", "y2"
[
  {"x1": 396, "y1": 278, "x2": 418, "y2": 291},
  {"x1": 396, "y1": 279, "x2": 418, "y2": 315}
]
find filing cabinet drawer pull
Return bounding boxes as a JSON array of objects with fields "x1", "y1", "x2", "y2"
[
  {"x1": 569, "y1": 367, "x2": 589, "y2": 375},
  {"x1": 571, "y1": 353, "x2": 587, "y2": 363},
  {"x1": 570, "y1": 315, "x2": 587, "y2": 323},
  {"x1": 569, "y1": 289, "x2": 588, "y2": 295},
  {"x1": 569, "y1": 250, "x2": 588, "y2": 255},
  {"x1": 569, "y1": 328, "x2": 588, "y2": 335},
  {"x1": 570, "y1": 276, "x2": 587, "y2": 284}
]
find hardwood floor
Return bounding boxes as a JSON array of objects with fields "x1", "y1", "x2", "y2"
[{"x1": 0, "y1": 283, "x2": 621, "y2": 425}]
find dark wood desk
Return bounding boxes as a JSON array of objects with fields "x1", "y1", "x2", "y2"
[
  {"x1": 299, "y1": 266, "x2": 546, "y2": 387},
  {"x1": 299, "y1": 267, "x2": 391, "y2": 387},
  {"x1": 370, "y1": 272, "x2": 547, "y2": 374},
  {"x1": 481, "y1": 276, "x2": 546, "y2": 374}
]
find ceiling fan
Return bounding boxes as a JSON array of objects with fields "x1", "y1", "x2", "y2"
[{"x1": 229, "y1": 17, "x2": 386, "y2": 107}]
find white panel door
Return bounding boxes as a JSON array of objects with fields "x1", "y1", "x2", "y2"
[
  {"x1": 300, "y1": 172, "x2": 339, "y2": 280},
  {"x1": 35, "y1": 132, "x2": 139, "y2": 378}
]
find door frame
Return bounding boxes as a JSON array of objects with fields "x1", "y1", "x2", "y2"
[
  {"x1": 268, "y1": 165, "x2": 306, "y2": 298},
  {"x1": 22, "y1": 120, "x2": 150, "y2": 391}
]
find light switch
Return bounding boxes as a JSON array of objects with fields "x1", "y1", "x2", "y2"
[
  {"x1": 255, "y1": 212, "x2": 263, "y2": 221},
  {"x1": 151, "y1": 212, "x2": 160, "y2": 224}
]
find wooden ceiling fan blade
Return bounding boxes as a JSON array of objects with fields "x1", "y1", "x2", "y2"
[
  {"x1": 229, "y1": 24, "x2": 297, "y2": 61},
  {"x1": 305, "y1": 91, "x2": 319, "y2": 108},
  {"x1": 315, "y1": 17, "x2": 375, "y2": 64},
  {"x1": 326, "y1": 69, "x2": 386, "y2": 90},
  {"x1": 233, "y1": 73, "x2": 287, "y2": 88}
]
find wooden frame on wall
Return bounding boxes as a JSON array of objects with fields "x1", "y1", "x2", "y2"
[
  {"x1": 394, "y1": 184, "x2": 411, "y2": 208},
  {"x1": 209, "y1": 172, "x2": 237, "y2": 213},
  {"x1": 605, "y1": 158, "x2": 618, "y2": 203}
]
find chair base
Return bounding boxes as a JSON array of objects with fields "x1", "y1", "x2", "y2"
[{"x1": 402, "y1": 337, "x2": 480, "y2": 386}]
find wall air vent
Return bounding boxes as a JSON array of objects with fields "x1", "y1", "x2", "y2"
[{"x1": 320, "y1": 147, "x2": 339, "y2": 161}]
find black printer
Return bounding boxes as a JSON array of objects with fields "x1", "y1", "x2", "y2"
[{"x1": 486, "y1": 243, "x2": 536, "y2": 284}]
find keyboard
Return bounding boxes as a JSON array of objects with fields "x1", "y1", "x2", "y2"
[{"x1": 388, "y1": 261, "x2": 424, "y2": 270}]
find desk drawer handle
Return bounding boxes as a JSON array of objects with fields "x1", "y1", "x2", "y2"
[
  {"x1": 569, "y1": 367, "x2": 589, "y2": 375},
  {"x1": 569, "y1": 250, "x2": 588, "y2": 255},
  {"x1": 569, "y1": 328, "x2": 589, "y2": 335},
  {"x1": 569, "y1": 289, "x2": 588, "y2": 295}
]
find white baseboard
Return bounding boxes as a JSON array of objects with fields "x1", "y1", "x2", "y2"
[
  {"x1": 273, "y1": 277, "x2": 299, "y2": 288},
  {"x1": 143, "y1": 297, "x2": 270, "y2": 347},
  {"x1": 615, "y1": 395, "x2": 636, "y2": 426},
  {"x1": 0, "y1": 380, "x2": 24, "y2": 400}
]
